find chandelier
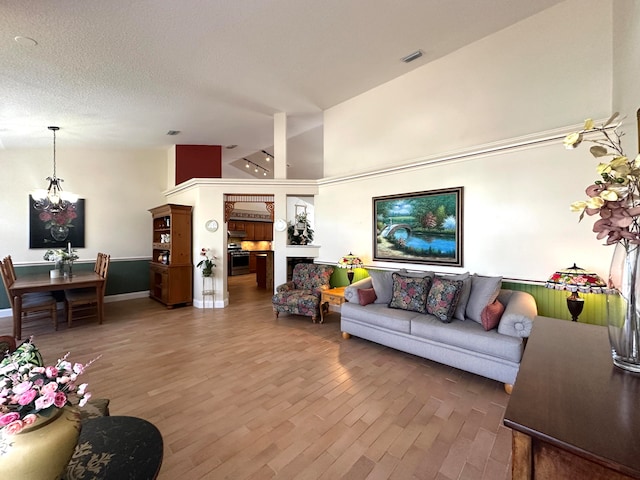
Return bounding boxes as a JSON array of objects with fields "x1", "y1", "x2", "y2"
[{"x1": 32, "y1": 126, "x2": 78, "y2": 213}]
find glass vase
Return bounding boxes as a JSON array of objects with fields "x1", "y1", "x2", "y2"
[{"x1": 607, "y1": 242, "x2": 640, "y2": 372}]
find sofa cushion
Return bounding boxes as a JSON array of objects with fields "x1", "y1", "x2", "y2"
[
  {"x1": 389, "y1": 272, "x2": 432, "y2": 314},
  {"x1": 426, "y1": 276, "x2": 463, "y2": 323},
  {"x1": 357, "y1": 288, "x2": 377, "y2": 306},
  {"x1": 341, "y1": 302, "x2": 413, "y2": 333},
  {"x1": 410, "y1": 315, "x2": 523, "y2": 363},
  {"x1": 451, "y1": 272, "x2": 472, "y2": 321},
  {"x1": 369, "y1": 269, "x2": 396, "y2": 304},
  {"x1": 466, "y1": 274, "x2": 502, "y2": 323}
]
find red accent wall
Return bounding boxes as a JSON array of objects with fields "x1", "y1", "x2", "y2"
[{"x1": 175, "y1": 145, "x2": 222, "y2": 185}]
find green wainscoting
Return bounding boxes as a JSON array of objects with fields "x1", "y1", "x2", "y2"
[
  {"x1": 494, "y1": 281, "x2": 607, "y2": 326},
  {"x1": 330, "y1": 268, "x2": 369, "y2": 287},
  {"x1": 328, "y1": 268, "x2": 608, "y2": 326},
  {"x1": 0, "y1": 259, "x2": 150, "y2": 310}
]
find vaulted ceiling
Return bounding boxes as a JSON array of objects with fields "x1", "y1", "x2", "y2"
[{"x1": 1, "y1": 0, "x2": 563, "y2": 178}]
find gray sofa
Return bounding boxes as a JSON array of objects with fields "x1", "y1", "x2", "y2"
[{"x1": 341, "y1": 273, "x2": 537, "y2": 391}]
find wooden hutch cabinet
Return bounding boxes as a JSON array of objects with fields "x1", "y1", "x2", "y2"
[{"x1": 149, "y1": 204, "x2": 193, "y2": 307}]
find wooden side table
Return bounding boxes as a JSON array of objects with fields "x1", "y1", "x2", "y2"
[
  {"x1": 320, "y1": 287, "x2": 346, "y2": 323},
  {"x1": 504, "y1": 316, "x2": 640, "y2": 479}
]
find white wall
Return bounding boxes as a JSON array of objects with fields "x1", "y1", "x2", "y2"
[
  {"x1": 318, "y1": 0, "x2": 616, "y2": 281},
  {"x1": 0, "y1": 147, "x2": 167, "y2": 264},
  {"x1": 324, "y1": 0, "x2": 612, "y2": 178},
  {"x1": 613, "y1": 0, "x2": 640, "y2": 152}
]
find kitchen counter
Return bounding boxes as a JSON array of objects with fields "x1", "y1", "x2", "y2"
[{"x1": 254, "y1": 251, "x2": 273, "y2": 289}]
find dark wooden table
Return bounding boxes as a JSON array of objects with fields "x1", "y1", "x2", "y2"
[
  {"x1": 9, "y1": 271, "x2": 105, "y2": 339},
  {"x1": 504, "y1": 316, "x2": 640, "y2": 479},
  {"x1": 64, "y1": 416, "x2": 163, "y2": 480}
]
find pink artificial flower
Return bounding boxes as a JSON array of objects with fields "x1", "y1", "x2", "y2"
[
  {"x1": 34, "y1": 392, "x2": 55, "y2": 410},
  {"x1": 45, "y1": 366, "x2": 59, "y2": 378},
  {"x1": 5, "y1": 419, "x2": 25, "y2": 435},
  {"x1": 12, "y1": 380, "x2": 33, "y2": 395},
  {"x1": 77, "y1": 383, "x2": 88, "y2": 396},
  {"x1": 72, "y1": 363, "x2": 85, "y2": 375},
  {"x1": 0, "y1": 412, "x2": 20, "y2": 426},
  {"x1": 22, "y1": 414, "x2": 37, "y2": 426},
  {"x1": 31, "y1": 366, "x2": 45, "y2": 374},
  {"x1": 54, "y1": 391, "x2": 67, "y2": 408},
  {"x1": 42, "y1": 381, "x2": 58, "y2": 394},
  {"x1": 57, "y1": 376, "x2": 71, "y2": 385},
  {"x1": 79, "y1": 392, "x2": 92, "y2": 407},
  {"x1": 18, "y1": 389, "x2": 37, "y2": 406}
]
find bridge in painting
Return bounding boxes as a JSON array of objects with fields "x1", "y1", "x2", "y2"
[{"x1": 380, "y1": 223, "x2": 412, "y2": 238}]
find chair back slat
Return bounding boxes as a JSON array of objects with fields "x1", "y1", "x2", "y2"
[
  {"x1": 0, "y1": 258, "x2": 15, "y2": 309},
  {"x1": 4, "y1": 256, "x2": 17, "y2": 282}
]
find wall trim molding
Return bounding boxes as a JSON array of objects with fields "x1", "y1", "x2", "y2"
[{"x1": 319, "y1": 118, "x2": 610, "y2": 186}]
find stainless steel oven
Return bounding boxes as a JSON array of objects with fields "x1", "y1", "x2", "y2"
[{"x1": 228, "y1": 243, "x2": 250, "y2": 276}]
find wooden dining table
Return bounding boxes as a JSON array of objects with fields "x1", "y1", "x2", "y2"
[{"x1": 9, "y1": 271, "x2": 105, "y2": 339}]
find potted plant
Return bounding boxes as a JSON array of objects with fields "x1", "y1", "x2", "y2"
[
  {"x1": 196, "y1": 248, "x2": 217, "y2": 277},
  {"x1": 288, "y1": 213, "x2": 314, "y2": 245}
]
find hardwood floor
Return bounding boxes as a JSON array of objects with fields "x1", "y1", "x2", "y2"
[{"x1": 8, "y1": 274, "x2": 512, "y2": 479}]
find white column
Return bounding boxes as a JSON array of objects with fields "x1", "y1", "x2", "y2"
[
  {"x1": 273, "y1": 112, "x2": 287, "y2": 179},
  {"x1": 273, "y1": 112, "x2": 288, "y2": 289}
]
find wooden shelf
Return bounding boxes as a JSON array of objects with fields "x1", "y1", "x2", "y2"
[{"x1": 148, "y1": 204, "x2": 193, "y2": 308}]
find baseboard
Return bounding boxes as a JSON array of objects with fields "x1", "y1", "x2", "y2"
[{"x1": 0, "y1": 291, "x2": 151, "y2": 319}]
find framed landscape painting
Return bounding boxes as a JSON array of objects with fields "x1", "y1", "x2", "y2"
[{"x1": 373, "y1": 187, "x2": 463, "y2": 266}]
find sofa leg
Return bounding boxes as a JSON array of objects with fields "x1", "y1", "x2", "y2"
[
  {"x1": 504, "y1": 383, "x2": 513, "y2": 395},
  {"x1": 342, "y1": 332, "x2": 351, "y2": 339},
  {"x1": 274, "y1": 310, "x2": 279, "y2": 319},
  {"x1": 311, "y1": 315, "x2": 317, "y2": 323}
]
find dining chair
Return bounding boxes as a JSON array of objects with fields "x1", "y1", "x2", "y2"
[
  {"x1": 0, "y1": 256, "x2": 58, "y2": 338},
  {"x1": 64, "y1": 253, "x2": 110, "y2": 327}
]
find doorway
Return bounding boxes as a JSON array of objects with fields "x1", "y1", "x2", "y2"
[{"x1": 224, "y1": 194, "x2": 275, "y2": 301}]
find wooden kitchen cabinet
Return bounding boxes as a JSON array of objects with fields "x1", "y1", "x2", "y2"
[
  {"x1": 244, "y1": 222, "x2": 255, "y2": 240},
  {"x1": 149, "y1": 204, "x2": 193, "y2": 308}
]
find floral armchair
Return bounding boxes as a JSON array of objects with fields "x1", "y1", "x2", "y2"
[{"x1": 272, "y1": 263, "x2": 334, "y2": 323}]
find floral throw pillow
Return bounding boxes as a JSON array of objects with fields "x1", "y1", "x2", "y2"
[
  {"x1": 0, "y1": 338, "x2": 43, "y2": 368},
  {"x1": 388, "y1": 273, "x2": 432, "y2": 313},
  {"x1": 427, "y1": 276, "x2": 463, "y2": 323}
]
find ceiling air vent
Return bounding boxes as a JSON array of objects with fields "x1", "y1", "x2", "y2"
[{"x1": 401, "y1": 50, "x2": 423, "y2": 63}]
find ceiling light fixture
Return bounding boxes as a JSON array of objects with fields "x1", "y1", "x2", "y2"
[
  {"x1": 261, "y1": 150, "x2": 273, "y2": 162},
  {"x1": 32, "y1": 126, "x2": 78, "y2": 213},
  {"x1": 401, "y1": 49, "x2": 423, "y2": 63},
  {"x1": 242, "y1": 158, "x2": 270, "y2": 176}
]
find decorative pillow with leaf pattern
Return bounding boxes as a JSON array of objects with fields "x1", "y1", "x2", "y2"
[{"x1": 0, "y1": 337, "x2": 44, "y2": 368}]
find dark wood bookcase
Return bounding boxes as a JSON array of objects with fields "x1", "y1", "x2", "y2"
[{"x1": 148, "y1": 204, "x2": 193, "y2": 307}]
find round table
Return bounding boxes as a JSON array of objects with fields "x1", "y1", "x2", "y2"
[{"x1": 64, "y1": 416, "x2": 163, "y2": 480}]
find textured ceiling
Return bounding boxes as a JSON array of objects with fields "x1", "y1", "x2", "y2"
[{"x1": 0, "y1": 0, "x2": 563, "y2": 177}]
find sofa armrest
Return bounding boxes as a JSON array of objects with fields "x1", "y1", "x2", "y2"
[
  {"x1": 276, "y1": 281, "x2": 295, "y2": 293},
  {"x1": 497, "y1": 290, "x2": 538, "y2": 338},
  {"x1": 344, "y1": 277, "x2": 373, "y2": 303}
]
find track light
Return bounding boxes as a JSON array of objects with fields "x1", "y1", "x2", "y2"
[
  {"x1": 242, "y1": 158, "x2": 270, "y2": 176},
  {"x1": 261, "y1": 150, "x2": 273, "y2": 162}
]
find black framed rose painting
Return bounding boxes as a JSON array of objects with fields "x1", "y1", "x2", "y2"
[
  {"x1": 29, "y1": 196, "x2": 86, "y2": 249},
  {"x1": 373, "y1": 187, "x2": 463, "y2": 266}
]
